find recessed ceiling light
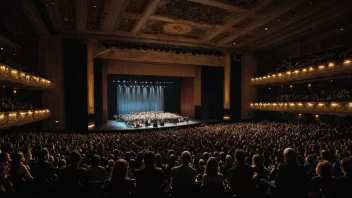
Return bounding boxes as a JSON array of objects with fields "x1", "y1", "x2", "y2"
[
  {"x1": 341, "y1": 27, "x2": 344, "y2": 31},
  {"x1": 233, "y1": 42, "x2": 236, "y2": 45},
  {"x1": 93, "y1": 5, "x2": 97, "y2": 8},
  {"x1": 265, "y1": 28, "x2": 268, "y2": 31},
  {"x1": 278, "y1": 19, "x2": 281, "y2": 22}
]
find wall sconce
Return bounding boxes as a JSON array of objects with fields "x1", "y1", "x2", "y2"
[
  {"x1": 309, "y1": 67, "x2": 314, "y2": 71},
  {"x1": 318, "y1": 103, "x2": 324, "y2": 106},
  {"x1": 318, "y1": 65, "x2": 325, "y2": 69},
  {"x1": 328, "y1": 62, "x2": 335, "y2": 67},
  {"x1": 302, "y1": 68, "x2": 307, "y2": 72},
  {"x1": 344, "y1": 60, "x2": 351, "y2": 64},
  {"x1": 286, "y1": 71, "x2": 291, "y2": 75}
]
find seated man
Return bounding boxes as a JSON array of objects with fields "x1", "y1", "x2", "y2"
[{"x1": 86, "y1": 155, "x2": 109, "y2": 182}]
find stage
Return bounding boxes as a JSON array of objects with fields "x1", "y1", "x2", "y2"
[{"x1": 96, "y1": 119, "x2": 218, "y2": 131}]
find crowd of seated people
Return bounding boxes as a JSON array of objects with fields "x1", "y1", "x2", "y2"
[
  {"x1": 274, "y1": 88, "x2": 352, "y2": 102},
  {"x1": 270, "y1": 47, "x2": 352, "y2": 74},
  {"x1": 0, "y1": 97, "x2": 34, "y2": 112},
  {"x1": 1, "y1": 121, "x2": 352, "y2": 197},
  {"x1": 0, "y1": 55, "x2": 45, "y2": 78}
]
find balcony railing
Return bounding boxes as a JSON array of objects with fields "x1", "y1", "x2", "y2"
[
  {"x1": 250, "y1": 102, "x2": 352, "y2": 115},
  {"x1": 0, "y1": 109, "x2": 50, "y2": 129},
  {"x1": 0, "y1": 63, "x2": 52, "y2": 88},
  {"x1": 251, "y1": 59, "x2": 352, "y2": 86}
]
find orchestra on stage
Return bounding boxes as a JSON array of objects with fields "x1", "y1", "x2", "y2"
[{"x1": 114, "y1": 111, "x2": 188, "y2": 128}]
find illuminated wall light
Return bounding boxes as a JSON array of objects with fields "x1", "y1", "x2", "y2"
[
  {"x1": 11, "y1": 70, "x2": 18, "y2": 74},
  {"x1": 28, "y1": 111, "x2": 33, "y2": 114},
  {"x1": 20, "y1": 112, "x2": 26, "y2": 115},
  {"x1": 13, "y1": 90, "x2": 17, "y2": 94},
  {"x1": 272, "y1": 74, "x2": 276, "y2": 77},
  {"x1": 302, "y1": 68, "x2": 307, "y2": 72},
  {"x1": 263, "y1": 77, "x2": 267, "y2": 79},
  {"x1": 286, "y1": 71, "x2": 291, "y2": 75},
  {"x1": 294, "y1": 70, "x2": 299, "y2": 74},
  {"x1": 349, "y1": 103, "x2": 352, "y2": 107},
  {"x1": 309, "y1": 67, "x2": 314, "y2": 71},
  {"x1": 308, "y1": 83, "x2": 311, "y2": 87},
  {"x1": 278, "y1": 73, "x2": 282, "y2": 77},
  {"x1": 289, "y1": 103, "x2": 295, "y2": 106},
  {"x1": 250, "y1": 103, "x2": 253, "y2": 106},
  {"x1": 318, "y1": 65, "x2": 325, "y2": 69},
  {"x1": 255, "y1": 78, "x2": 258, "y2": 80},
  {"x1": 289, "y1": 85, "x2": 293, "y2": 89},
  {"x1": 318, "y1": 103, "x2": 324, "y2": 106},
  {"x1": 344, "y1": 60, "x2": 351, "y2": 64},
  {"x1": 259, "y1": 77, "x2": 263, "y2": 80},
  {"x1": 315, "y1": 115, "x2": 319, "y2": 118},
  {"x1": 331, "y1": 103, "x2": 338, "y2": 107},
  {"x1": 328, "y1": 62, "x2": 335, "y2": 67},
  {"x1": 308, "y1": 103, "x2": 313, "y2": 107},
  {"x1": 267, "y1": 75, "x2": 271, "y2": 78},
  {"x1": 251, "y1": 78, "x2": 254, "y2": 81},
  {"x1": 298, "y1": 103, "x2": 303, "y2": 106},
  {"x1": 273, "y1": 103, "x2": 277, "y2": 106},
  {"x1": 298, "y1": 114, "x2": 302, "y2": 116}
]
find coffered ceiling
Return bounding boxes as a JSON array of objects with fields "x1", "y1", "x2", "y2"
[{"x1": 1, "y1": 0, "x2": 352, "y2": 51}]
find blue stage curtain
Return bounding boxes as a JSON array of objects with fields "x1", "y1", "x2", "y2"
[{"x1": 117, "y1": 86, "x2": 164, "y2": 115}]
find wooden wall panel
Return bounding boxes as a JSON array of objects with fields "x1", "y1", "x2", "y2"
[{"x1": 181, "y1": 78, "x2": 195, "y2": 117}]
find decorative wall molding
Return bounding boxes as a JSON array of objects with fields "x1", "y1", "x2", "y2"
[
  {"x1": 0, "y1": 109, "x2": 51, "y2": 129},
  {"x1": 96, "y1": 48, "x2": 225, "y2": 67},
  {"x1": 0, "y1": 63, "x2": 52, "y2": 89},
  {"x1": 250, "y1": 102, "x2": 352, "y2": 116},
  {"x1": 251, "y1": 60, "x2": 352, "y2": 86}
]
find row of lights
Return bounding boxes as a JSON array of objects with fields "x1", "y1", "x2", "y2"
[
  {"x1": 250, "y1": 102, "x2": 352, "y2": 107},
  {"x1": 118, "y1": 85, "x2": 166, "y2": 88},
  {"x1": 114, "y1": 80, "x2": 173, "y2": 84},
  {"x1": 251, "y1": 60, "x2": 351, "y2": 82},
  {"x1": 0, "y1": 64, "x2": 51, "y2": 85}
]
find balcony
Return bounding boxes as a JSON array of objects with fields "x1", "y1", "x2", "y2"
[
  {"x1": 0, "y1": 109, "x2": 51, "y2": 129},
  {"x1": 251, "y1": 60, "x2": 352, "y2": 86},
  {"x1": 0, "y1": 63, "x2": 52, "y2": 89},
  {"x1": 250, "y1": 102, "x2": 352, "y2": 116}
]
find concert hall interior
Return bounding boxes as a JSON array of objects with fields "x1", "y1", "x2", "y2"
[{"x1": 3, "y1": 1, "x2": 352, "y2": 198}]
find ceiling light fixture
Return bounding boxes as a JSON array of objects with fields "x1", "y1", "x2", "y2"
[
  {"x1": 265, "y1": 28, "x2": 268, "y2": 31},
  {"x1": 340, "y1": 27, "x2": 344, "y2": 31},
  {"x1": 233, "y1": 42, "x2": 236, "y2": 45}
]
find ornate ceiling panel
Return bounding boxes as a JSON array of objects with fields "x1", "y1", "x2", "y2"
[
  {"x1": 86, "y1": 0, "x2": 107, "y2": 31},
  {"x1": 211, "y1": 32, "x2": 232, "y2": 43},
  {"x1": 125, "y1": 0, "x2": 151, "y2": 14},
  {"x1": 154, "y1": 0, "x2": 233, "y2": 25},
  {"x1": 232, "y1": 16, "x2": 260, "y2": 29},
  {"x1": 115, "y1": 18, "x2": 137, "y2": 32},
  {"x1": 58, "y1": 0, "x2": 76, "y2": 31},
  {"x1": 140, "y1": 20, "x2": 209, "y2": 40},
  {"x1": 212, "y1": 0, "x2": 262, "y2": 10}
]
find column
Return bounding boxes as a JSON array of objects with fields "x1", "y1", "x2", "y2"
[
  {"x1": 38, "y1": 36, "x2": 65, "y2": 130},
  {"x1": 87, "y1": 42, "x2": 94, "y2": 114},
  {"x1": 241, "y1": 52, "x2": 257, "y2": 120},
  {"x1": 223, "y1": 53, "x2": 231, "y2": 120}
]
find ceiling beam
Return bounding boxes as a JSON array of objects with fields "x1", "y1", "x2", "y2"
[
  {"x1": 218, "y1": 0, "x2": 306, "y2": 45},
  {"x1": 255, "y1": 9, "x2": 348, "y2": 50},
  {"x1": 20, "y1": 0, "x2": 49, "y2": 37},
  {"x1": 187, "y1": 0, "x2": 247, "y2": 13},
  {"x1": 43, "y1": 0, "x2": 64, "y2": 32},
  {"x1": 130, "y1": 0, "x2": 161, "y2": 35},
  {"x1": 149, "y1": 15, "x2": 218, "y2": 29},
  {"x1": 237, "y1": 0, "x2": 334, "y2": 48},
  {"x1": 201, "y1": 0, "x2": 273, "y2": 43},
  {"x1": 76, "y1": 0, "x2": 87, "y2": 34},
  {"x1": 122, "y1": 12, "x2": 142, "y2": 20},
  {"x1": 101, "y1": 0, "x2": 127, "y2": 33}
]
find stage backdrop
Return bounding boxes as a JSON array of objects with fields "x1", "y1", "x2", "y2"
[{"x1": 117, "y1": 86, "x2": 164, "y2": 115}]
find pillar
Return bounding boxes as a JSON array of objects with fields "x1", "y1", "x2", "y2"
[
  {"x1": 87, "y1": 42, "x2": 94, "y2": 114},
  {"x1": 38, "y1": 36, "x2": 65, "y2": 131},
  {"x1": 194, "y1": 66, "x2": 201, "y2": 118},
  {"x1": 241, "y1": 52, "x2": 257, "y2": 120},
  {"x1": 102, "y1": 60, "x2": 108, "y2": 122},
  {"x1": 223, "y1": 53, "x2": 231, "y2": 120}
]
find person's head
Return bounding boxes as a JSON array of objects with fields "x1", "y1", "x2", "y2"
[
  {"x1": 0, "y1": 152, "x2": 10, "y2": 163},
  {"x1": 235, "y1": 150, "x2": 246, "y2": 164},
  {"x1": 203, "y1": 152, "x2": 210, "y2": 162},
  {"x1": 284, "y1": 148, "x2": 297, "y2": 162},
  {"x1": 144, "y1": 151, "x2": 155, "y2": 167},
  {"x1": 252, "y1": 154, "x2": 263, "y2": 167},
  {"x1": 316, "y1": 160, "x2": 332, "y2": 177},
  {"x1": 170, "y1": 154, "x2": 176, "y2": 165},
  {"x1": 306, "y1": 155, "x2": 315, "y2": 164},
  {"x1": 155, "y1": 154, "x2": 162, "y2": 165},
  {"x1": 128, "y1": 159, "x2": 136, "y2": 169},
  {"x1": 225, "y1": 155, "x2": 234, "y2": 166},
  {"x1": 107, "y1": 159, "x2": 115, "y2": 168},
  {"x1": 340, "y1": 158, "x2": 352, "y2": 175},
  {"x1": 111, "y1": 159, "x2": 128, "y2": 181},
  {"x1": 181, "y1": 151, "x2": 192, "y2": 165},
  {"x1": 220, "y1": 152, "x2": 226, "y2": 162},
  {"x1": 91, "y1": 155, "x2": 101, "y2": 166},
  {"x1": 320, "y1": 150, "x2": 332, "y2": 161},
  {"x1": 12, "y1": 152, "x2": 25, "y2": 164},
  {"x1": 58, "y1": 159, "x2": 66, "y2": 169},
  {"x1": 69, "y1": 150, "x2": 82, "y2": 166},
  {"x1": 205, "y1": 157, "x2": 219, "y2": 177},
  {"x1": 37, "y1": 148, "x2": 50, "y2": 162}
]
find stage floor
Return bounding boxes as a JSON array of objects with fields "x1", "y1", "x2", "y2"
[{"x1": 96, "y1": 120, "x2": 215, "y2": 131}]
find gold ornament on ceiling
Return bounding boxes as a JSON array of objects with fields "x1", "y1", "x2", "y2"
[{"x1": 163, "y1": 23, "x2": 193, "y2": 35}]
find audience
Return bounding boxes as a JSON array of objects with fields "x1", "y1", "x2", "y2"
[
  {"x1": 0, "y1": 121, "x2": 352, "y2": 197},
  {"x1": 273, "y1": 88, "x2": 352, "y2": 102},
  {"x1": 0, "y1": 97, "x2": 34, "y2": 112}
]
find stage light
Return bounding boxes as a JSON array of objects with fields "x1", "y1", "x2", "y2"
[
  {"x1": 118, "y1": 80, "x2": 120, "y2": 82},
  {"x1": 123, "y1": 81, "x2": 125, "y2": 82}
]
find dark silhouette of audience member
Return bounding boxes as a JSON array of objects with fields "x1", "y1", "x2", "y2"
[
  {"x1": 228, "y1": 150, "x2": 255, "y2": 198},
  {"x1": 86, "y1": 155, "x2": 108, "y2": 182},
  {"x1": 220, "y1": 155, "x2": 233, "y2": 179},
  {"x1": 30, "y1": 148, "x2": 56, "y2": 182},
  {"x1": 0, "y1": 153, "x2": 10, "y2": 174},
  {"x1": 336, "y1": 158, "x2": 352, "y2": 197},
  {"x1": 56, "y1": 150, "x2": 87, "y2": 196},
  {"x1": 202, "y1": 157, "x2": 225, "y2": 198},
  {"x1": 170, "y1": 151, "x2": 197, "y2": 197},
  {"x1": 155, "y1": 154, "x2": 166, "y2": 170},
  {"x1": 274, "y1": 148, "x2": 307, "y2": 198},
  {"x1": 104, "y1": 159, "x2": 135, "y2": 197},
  {"x1": 310, "y1": 160, "x2": 336, "y2": 198},
  {"x1": 133, "y1": 151, "x2": 166, "y2": 197}
]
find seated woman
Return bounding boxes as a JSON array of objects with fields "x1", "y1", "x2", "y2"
[
  {"x1": 310, "y1": 160, "x2": 336, "y2": 198},
  {"x1": 104, "y1": 159, "x2": 135, "y2": 197},
  {"x1": 8, "y1": 152, "x2": 33, "y2": 192},
  {"x1": 202, "y1": 157, "x2": 224, "y2": 197}
]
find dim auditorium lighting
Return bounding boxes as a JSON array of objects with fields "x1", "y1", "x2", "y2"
[
  {"x1": 278, "y1": 73, "x2": 282, "y2": 77},
  {"x1": 302, "y1": 68, "x2": 307, "y2": 72},
  {"x1": 272, "y1": 74, "x2": 276, "y2": 77},
  {"x1": 298, "y1": 114, "x2": 302, "y2": 116},
  {"x1": 309, "y1": 67, "x2": 314, "y2": 71},
  {"x1": 344, "y1": 60, "x2": 351, "y2": 64},
  {"x1": 123, "y1": 81, "x2": 125, "y2": 82},
  {"x1": 328, "y1": 63, "x2": 334, "y2": 67},
  {"x1": 318, "y1": 65, "x2": 325, "y2": 69},
  {"x1": 307, "y1": 103, "x2": 313, "y2": 107},
  {"x1": 294, "y1": 70, "x2": 299, "y2": 73},
  {"x1": 318, "y1": 103, "x2": 324, "y2": 106},
  {"x1": 289, "y1": 85, "x2": 293, "y2": 89},
  {"x1": 13, "y1": 90, "x2": 17, "y2": 94},
  {"x1": 118, "y1": 80, "x2": 120, "y2": 82},
  {"x1": 298, "y1": 103, "x2": 303, "y2": 106},
  {"x1": 331, "y1": 103, "x2": 338, "y2": 107},
  {"x1": 308, "y1": 83, "x2": 311, "y2": 87},
  {"x1": 315, "y1": 115, "x2": 319, "y2": 118},
  {"x1": 286, "y1": 71, "x2": 291, "y2": 75}
]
